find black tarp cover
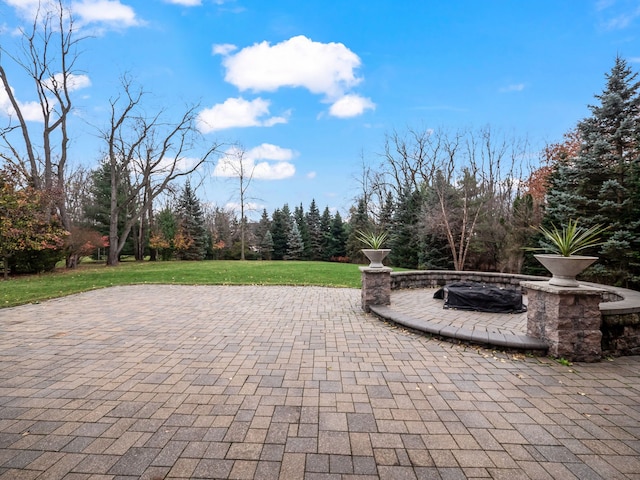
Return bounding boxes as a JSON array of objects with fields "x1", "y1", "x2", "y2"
[{"x1": 433, "y1": 281, "x2": 526, "y2": 313}]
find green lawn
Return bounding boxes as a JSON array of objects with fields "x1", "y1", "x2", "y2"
[{"x1": 0, "y1": 260, "x2": 365, "y2": 309}]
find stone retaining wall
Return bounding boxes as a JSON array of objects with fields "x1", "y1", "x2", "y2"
[
  {"x1": 390, "y1": 270, "x2": 640, "y2": 357},
  {"x1": 390, "y1": 270, "x2": 549, "y2": 291}
]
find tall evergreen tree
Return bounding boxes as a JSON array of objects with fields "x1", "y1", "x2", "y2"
[
  {"x1": 175, "y1": 180, "x2": 207, "y2": 260},
  {"x1": 545, "y1": 56, "x2": 640, "y2": 287},
  {"x1": 319, "y1": 206, "x2": 333, "y2": 261},
  {"x1": 294, "y1": 203, "x2": 311, "y2": 259},
  {"x1": 285, "y1": 221, "x2": 305, "y2": 260},
  {"x1": 420, "y1": 187, "x2": 453, "y2": 270},
  {"x1": 270, "y1": 207, "x2": 290, "y2": 260},
  {"x1": 306, "y1": 199, "x2": 323, "y2": 260},
  {"x1": 326, "y1": 211, "x2": 348, "y2": 259},
  {"x1": 256, "y1": 209, "x2": 271, "y2": 244},
  {"x1": 389, "y1": 184, "x2": 423, "y2": 268},
  {"x1": 85, "y1": 160, "x2": 135, "y2": 258},
  {"x1": 346, "y1": 197, "x2": 372, "y2": 264},
  {"x1": 379, "y1": 191, "x2": 395, "y2": 232},
  {"x1": 260, "y1": 230, "x2": 274, "y2": 260}
]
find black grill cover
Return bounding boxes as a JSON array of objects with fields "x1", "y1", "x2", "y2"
[{"x1": 433, "y1": 282, "x2": 526, "y2": 313}]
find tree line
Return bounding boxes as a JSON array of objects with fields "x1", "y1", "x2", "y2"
[
  {"x1": 347, "y1": 56, "x2": 640, "y2": 288},
  {"x1": 2, "y1": 1, "x2": 639, "y2": 289}
]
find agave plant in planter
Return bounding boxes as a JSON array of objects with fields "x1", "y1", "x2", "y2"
[
  {"x1": 356, "y1": 230, "x2": 390, "y2": 268},
  {"x1": 532, "y1": 219, "x2": 607, "y2": 287}
]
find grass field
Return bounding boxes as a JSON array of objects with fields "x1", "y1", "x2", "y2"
[{"x1": 0, "y1": 260, "x2": 365, "y2": 309}]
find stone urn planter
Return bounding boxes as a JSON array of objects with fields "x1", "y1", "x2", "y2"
[
  {"x1": 357, "y1": 230, "x2": 390, "y2": 268},
  {"x1": 534, "y1": 254, "x2": 597, "y2": 287},
  {"x1": 361, "y1": 249, "x2": 391, "y2": 269},
  {"x1": 531, "y1": 219, "x2": 607, "y2": 287}
]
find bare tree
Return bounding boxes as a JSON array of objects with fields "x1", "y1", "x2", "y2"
[
  {"x1": 380, "y1": 126, "x2": 528, "y2": 271},
  {"x1": 216, "y1": 145, "x2": 256, "y2": 260},
  {"x1": 0, "y1": 0, "x2": 85, "y2": 230},
  {"x1": 102, "y1": 78, "x2": 220, "y2": 266},
  {"x1": 65, "y1": 165, "x2": 92, "y2": 225}
]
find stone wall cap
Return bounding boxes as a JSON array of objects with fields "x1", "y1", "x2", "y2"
[
  {"x1": 359, "y1": 266, "x2": 393, "y2": 273},
  {"x1": 520, "y1": 280, "x2": 606, "y2": 294}
]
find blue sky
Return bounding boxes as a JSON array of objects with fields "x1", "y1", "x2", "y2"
[{"x1": 1, "y1": 0, "x2": 640, "y2": 219}]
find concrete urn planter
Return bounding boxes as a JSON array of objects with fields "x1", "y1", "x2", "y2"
[
  {"x1": 534, "y1": 254, "x2": 597, "y2": 287},
  {"x1": 362, "y1": 249, "x2": 391, "y2": 269}
]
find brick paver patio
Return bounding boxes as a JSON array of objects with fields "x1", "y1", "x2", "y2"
[{"x1": 0, "y1": 284, "x2": 639, "y2": 479}]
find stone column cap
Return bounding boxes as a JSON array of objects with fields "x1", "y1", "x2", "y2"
[
  {"x1": 520, "y1": 280, "x2": 606, "y2": 295},
  {"x1": 359, "y1": 266, "x2": 393, "y2": 273}
]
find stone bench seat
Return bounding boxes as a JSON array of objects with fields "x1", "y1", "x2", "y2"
[{"x1": 371, "y1": 270, "x2": 640, "y2": 359}]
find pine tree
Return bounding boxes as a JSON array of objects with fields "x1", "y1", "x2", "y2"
[
  {"x1": 346, "y1": 197, "x2": 372, "y2": 264},
  {"x1": 379, "y1": 191, "x2": 395, "y2": 232},
  {"x1": 545, "y1": 56, "x2": 640, "y2": 287},
  {"x1": 419, "y1": 186, "x2": 453, "y2": 270},
  {"x1": 319, "y1": 206, "x2": 333, "y2": 261},
  {"x1": 260, "y1": 230, "x2": 274, "y2": 260},
  {"x1": 256, "y1": 209, "x2": 271, "y2": 244},
  {"x1": 270, "y1": 207, "x2": 290, "y2": 260},
  {"x1": 306, "y1": 199, "x2": 323, "y2": 260},
  {"x1": 85, "y1": 161, "x2": 135, "y2": 257},
  {"x1": 294, "y1": 204, "x2": 311, "y2": 259},
  {"x1": 326, "y1": 211, "x2": 348, "y2": 260},
  {"x1": 175, "y1": 180, "x2": 207, "y2": 260},
  {"x1": 389, "y1": 184, "x2": 423, "y2": 268},
  {"x1": 285, "y1": 221, "x2": 305, "y2": 260}
]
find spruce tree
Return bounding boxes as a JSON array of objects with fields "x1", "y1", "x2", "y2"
[
  {"x1": 389, "y1": 184, "x2": 423, "y2": 268},
  {"x1": 175, "y1": 180, "x2": 207, "y2": 260},
  {"x1": 85, "y1": 161, "x2": 135, "y2": 257},
  {"x1": 285, "y1": 221, "x2": 305, "y2": 260},
  {"x1": 319, "y1": 206, "x2": 333, "y2": 260},
  {"x1": 346, "y1": 197, "x2": 372, "y2": 264},
  {"x1": 545, "y1": 56, "x2": 640, "y2": 286},
  {"x1": 256, "y1": 209, "x2": 271, "y2": 245},
  {"x1": 294, "y1": 204, "x2": 311, "y2": 259},
  {"x1": 270, "y1": 208, "x2": 290, "y2": 260},
  {"x1": 419, "y1": 186, "x2": 453, "y2": 270},
  {"x1": 326, "y1": 211, "x2": 348, "y2": 259},
  {"x1": 305, "y1": 199, "x2": 323, "y2": 260},
  {"x1": 379, "y1": 191, "x2": 395, "y2": 232},
  {"x1": 260, "y1": 230, "x2": 274, "y2": 260}
]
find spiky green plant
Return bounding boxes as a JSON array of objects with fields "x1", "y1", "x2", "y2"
[
  {"x1": 536, "y1": 219, "x2": 607, "y2": 257},
  {"x1": 356, "y1": 230, "x2": 389, "y2": 249}
]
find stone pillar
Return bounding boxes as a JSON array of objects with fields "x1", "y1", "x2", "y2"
[
  {"x1": 522, "y1": 280, "x2": 604, "y2": 362},
  {"x1": 360, "y1": 266, "x2": 392, "y2": 312}
]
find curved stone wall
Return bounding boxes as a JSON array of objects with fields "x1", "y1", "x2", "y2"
[
  {"x1": 390, "y1": 270, "x2": 548, "y2": 291},
  {"x1": 390, "y1": 270, "x2": 640, "y2": 357}
]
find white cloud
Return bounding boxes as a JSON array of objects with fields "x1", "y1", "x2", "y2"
[
  {"x1": 596, "y1": 0, "x2": 640, "y2": 30},
  {"x1": 44, "y1": 73, "x2": 92, "y2": 92},
  {"x1": 5, "y1": 0, "x2": 141, "y2": 28},
  {"x1": 4, "y1": 0, "x2": 47, "y2": 19},
  {"x1": 214, "y1": 143, "x2": 297, "y2": 180},
  {"x1": 197, "y1": 97, "x2": 288, "y2": 133},
  {"x1": 0, "y1": 85, "x2": 45, "y2": 122},
  {"x1": 72, "y1": 0, "x2": 140, "y2": 27},
  {"x1": 1, "y1": 72, "x2": 91, "y2": 122},
  {"x1": 224, "y1": 201, "x2": 265, "y2": 215},
  {"x1": 499, "y1": 83, "x2": 525, "y2": 93},
  {"x1": 306, "y1": 171, "x2": 317, "y2": 179},
  {"x1": 164, "y1": 0, "x2": 202, "y2": 5},
  {"x1": 153, "y1": 156, "x2": 200, "y2": 174},
  {"x1": 212, "y1": 43, "x2": 237, "y2": 56},
  {"x1": 329, "y1": 94, "x2": 375, "y2": 118},
  {"x1": 217, "y1": 35, "x2": 363, "y2": 100}
]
